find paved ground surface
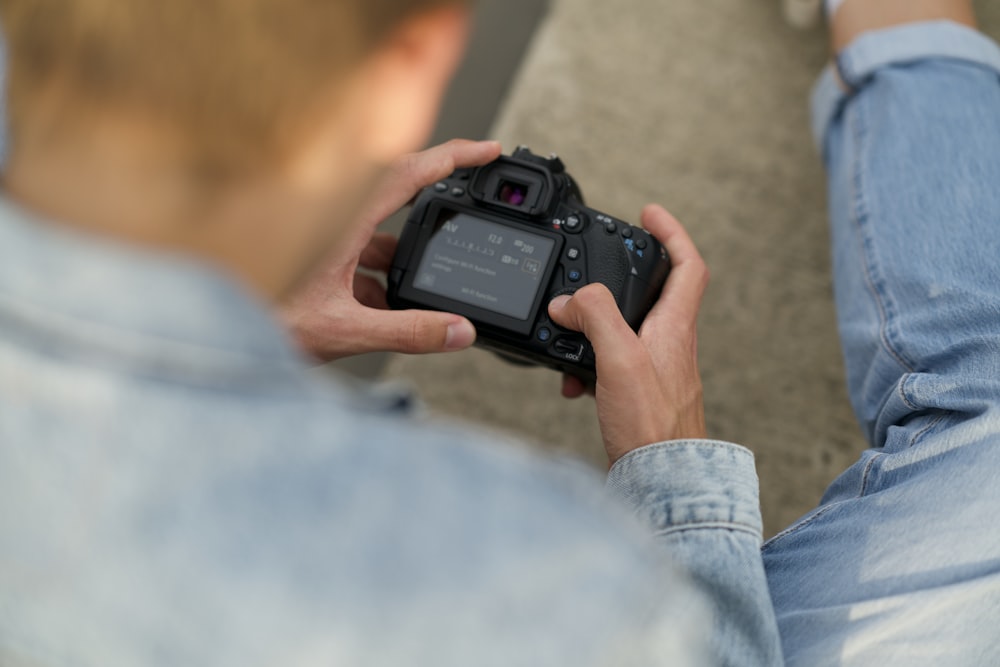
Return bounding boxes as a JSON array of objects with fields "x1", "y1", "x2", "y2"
[{"x1": 382, "y1": 1, "x2": 1000, "y2": 537}]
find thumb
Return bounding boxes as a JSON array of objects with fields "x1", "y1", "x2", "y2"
[
  {"x1": 548, "y1": 285, "x2": 638, "y2": 376},
  {"x1": 353, "y1": 308, "x2": 477, "y2": 355}
]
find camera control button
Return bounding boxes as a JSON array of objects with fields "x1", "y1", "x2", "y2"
[
  {"x1": 636, "y1": 238, "x2": 648, "y2": 250},
  {"x1": 620, "y1": 226, "x2": 633, "y2": 239},
  {"x1": 450, "y1": 187, "x2": 466, "y2": 197},
  {"x1": 537, "y1": 327, "x2": 552, "y2": 343},
  {"x1": 566, "y1": 248, "x2": 581, "y2": 261},
  {"x1": 553, "y1": 337, "x2": 586, "y2": 362},
  {"x1": 604, "y1": 221, "x2": 617, "y2": 234},
  {"x1": 564, "y1": 215, "x2": 583, "y2": 232},
  {"x1": 434, "y1": 182, "x2": 449, "y2": 193},
  {"x1": 568, "y1": 270, "x2": 582, "y2": 283}
]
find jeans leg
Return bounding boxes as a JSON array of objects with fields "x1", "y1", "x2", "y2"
[
  {"x1": 763, "y1": 22, "x2": 1000, "y2": 666},
  {"x1": 815, "y1": 21, "x2": 1000, "y2": 451}
]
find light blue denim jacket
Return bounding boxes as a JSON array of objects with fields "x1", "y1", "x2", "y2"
[
  {"x1": 10, "y1": 18, "x2": 1000, "y2": 665},
  {"x1": 0, "y1": 195, "x2": 780, "y2": 666}
]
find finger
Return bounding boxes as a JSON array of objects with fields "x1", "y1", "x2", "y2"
[
  {"x1": 561, "y1": 375, "x2": 590, "y2": 399},
  {"x1": 641, "y1": 204, "x2": 704, "y2": 269},
  {"x1": 359, "y1": 233, "x2": 398, "y2": 273},
  {"x1": 340, "y1": 308, "x2": 477, "y2": 355},
  {"x1": 353, "y1": 274, "x2": 389, "y2": 310},
  {"x1": 548, "y1": 285, "x2": 638, "y2": 377},
  {"x1": 395, "y1": 139, "x2": 504, "y2": 192},
  {"x1": 640, "y1": 204, "x2": 710, "y2": 329},
  {"x1": 367, "y1": 140, "x2": 503, "y2": 226}
]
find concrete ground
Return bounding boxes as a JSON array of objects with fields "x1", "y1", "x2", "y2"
[{"x1": 381, "y1": 1, "x2": 1000, "y2": 537}]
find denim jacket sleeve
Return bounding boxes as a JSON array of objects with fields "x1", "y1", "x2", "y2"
[{"x1": 606, "y1": 440, "x2": 783, "y2": 667}]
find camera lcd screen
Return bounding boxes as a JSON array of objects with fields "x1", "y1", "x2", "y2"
[{"x1": 412, "y1": 211, "x2": 557, "y2": 321}]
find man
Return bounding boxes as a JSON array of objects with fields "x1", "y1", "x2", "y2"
[
  {"x1": 3, "y1": 0, "x2": 1000, "y2": 665},
  {"x1": 0, "y1": 1, "x2": 751, "y2": 665}
]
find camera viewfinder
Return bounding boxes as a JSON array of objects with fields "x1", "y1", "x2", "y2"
[{"x1": 498, "y1": 180, "x2": 530, "y2": 207}]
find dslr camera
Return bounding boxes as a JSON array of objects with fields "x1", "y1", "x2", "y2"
[{"x1": 387, "y1": 147, "x2": 671, "y2": 383}]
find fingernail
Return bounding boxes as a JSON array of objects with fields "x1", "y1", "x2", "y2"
[
  {"x1": 445, "y1": 319, "x2": 476, "y2": 351},
  {"x1": 548, "y1": 294, "x2": 572, "y2": 313}
]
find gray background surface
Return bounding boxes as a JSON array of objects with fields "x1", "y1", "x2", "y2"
[{"x1": 367, "y1": 1, "x2": 1000, "y2": 536}]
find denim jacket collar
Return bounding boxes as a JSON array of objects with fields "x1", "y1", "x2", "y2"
[{"x1": 0, "y1": 193, "x2": 306, "y2": 388}]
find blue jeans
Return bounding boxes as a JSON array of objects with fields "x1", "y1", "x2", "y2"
[{"x1": 763, "y1": 21, "x2": 1000, "y2": 664}]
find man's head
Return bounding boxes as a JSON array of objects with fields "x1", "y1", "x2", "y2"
[
  {"x1": 0, "y1": 0, "x2": 470, "y2": 297},
  {"x1": 1, "y1": 0, "x2": 465, "y2": 177}
]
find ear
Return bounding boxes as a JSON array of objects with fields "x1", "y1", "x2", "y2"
[{"x1": 359, "y1": 4, "x2": 471, "y2": 163}]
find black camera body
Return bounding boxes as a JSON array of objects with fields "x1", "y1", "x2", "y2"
[{"x1": 387, "y1": 147, "x2": 671, "y2": 382}]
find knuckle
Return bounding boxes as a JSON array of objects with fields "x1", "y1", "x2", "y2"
[
  {"x1": 398, "y1": 146, "x2": 453, "y2": 190},
  {"x1": 392, "y1": 153, "x2": 421, "y2": 187},
  {"x1": 429, "y1": 141, "x2": 459, "y2": 173},
  {"x1": 574, "y1": 283, "x2": 614, "y2": 309},
  {"x1": 398, "y1": 318, "x2": 440, "y2": 352}
]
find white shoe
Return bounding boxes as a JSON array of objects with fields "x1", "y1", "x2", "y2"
[{"x1": 783, "y1": 0, "x2": 823, "y2": 28}]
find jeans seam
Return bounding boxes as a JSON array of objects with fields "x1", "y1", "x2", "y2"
[
  {"x1": 762, "y1": 503, "x2": 841, "y2": 551},
  {"x1": 856, "y1": 450, "x2": 882, "y2": 496},
  {"x1": 910, "y1": 413, "x2": 946, "y2": 447},
  {"x1": 850, "y1": 90, "x2": 918, "y2": 377},
  {"x1": 762, "y1": 453, "x2": 884, "y2": 551},
  {"x1": 897, "y1": 374, "x2": 950, "y2": 447},
  {"x1": 907, "y1": 410, "x2": 948, "y2": 449},
  {"x1": 897, "y1": 372, "x2": 922, "y2": 411}
]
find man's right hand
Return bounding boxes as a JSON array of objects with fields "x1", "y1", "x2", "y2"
[{"x1": 547, "y1": 204, "x2": 709, "y2": 466}]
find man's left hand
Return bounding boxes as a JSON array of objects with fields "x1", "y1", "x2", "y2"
[{"x1": 279, "y1": 139, "x2": 502, "y2": 362}]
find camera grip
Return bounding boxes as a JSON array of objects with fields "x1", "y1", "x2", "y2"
[{"x1": 584, "y1": 224, "x2": 630, "y2": 298}]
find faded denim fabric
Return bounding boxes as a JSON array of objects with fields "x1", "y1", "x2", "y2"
[
  {"x1": 0, "y1": 191, "x2": 779, "y2": 666},
  {"x1": 7, "y1": 18, "x2": 1000, "y2": 667},
  {"x1": 609, "y1": 442, "x2": 782, "y2": 665},
  {"x1": 764, "y1": 22, "x2": 1000, "y2": 666}
]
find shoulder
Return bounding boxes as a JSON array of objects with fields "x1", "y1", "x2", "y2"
[
  {"x1": 4, "y1": 373, "x2": 707, "y2": 666},
  {"x1": 164, "y1": 380, "x2": 708, "y2": 664}
]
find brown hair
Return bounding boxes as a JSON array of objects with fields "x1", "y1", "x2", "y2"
[{"x1": 0, "y1": 0, "x2": 460, "y2": 176}]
